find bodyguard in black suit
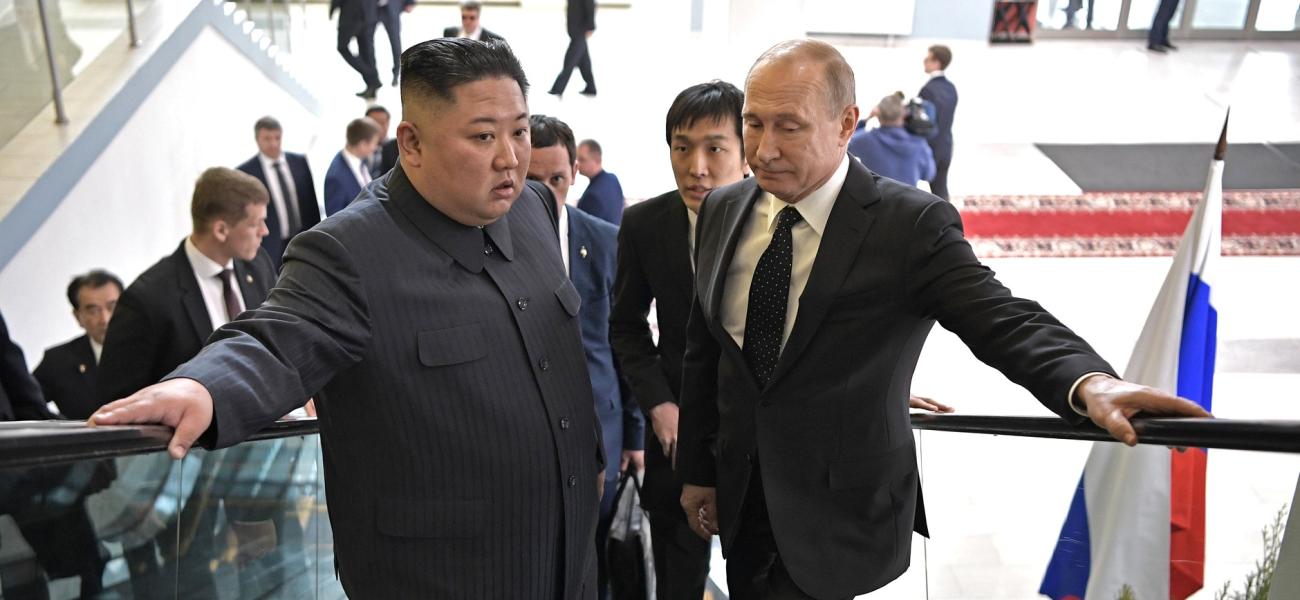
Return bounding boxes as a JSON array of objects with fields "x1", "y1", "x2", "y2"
[
  {"x1": 375, "y1": 0, "x2": 416, "y2": 86},
  {"x1": 92, "y1": 39, "x2": 604, "y2": 598},
  {"x1": 331, "y1": 0, "x2": 382, "y2": 98},
  {"x1": 237, "y1": 116, "x2": 321, "y2": 268},
  {"x1": 33, "y1": 270, "x2": 122, "y2": 419},
  {"x1": 918, "y1": 45, "x2": 958, "y2": 201},
  {"x1": 548, "y1": 0, "x2": 597, "y2": 96},
  {"x1": 676, "y1": 40, "x2": 1211, "y2": 599}
]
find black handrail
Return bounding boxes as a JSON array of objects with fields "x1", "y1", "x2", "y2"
[{"x1": 2, "y1": 415, "x2": 1298, "y2": 470}]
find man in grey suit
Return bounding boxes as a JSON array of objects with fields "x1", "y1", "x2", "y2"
[{"x1": 92, "y1": 38, "x2": 603, "y2": 598}]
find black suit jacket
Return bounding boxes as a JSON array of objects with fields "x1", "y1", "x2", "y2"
[
  {"x1": 169, "y1": 167, "x2": 600, "y2": 598},
  {"x1": 0, "y1": 312, "x2": 54, "y2": 421},
  {"x1": 237, "y1": 153, "x2": 321, "y2": 268},
  {"x1": 96, "y1": 240, "x2": 277, "y2": 406},
  {"x1": 33, "y1": 335, "x2": 99, "y2": 419},
  {"x1": 567, "y1": 0, "x2": 596, "y2": 35},
  {"x1": 441, "y1": 26, "x2": 505, "y2": 42},
  {"x1": 677, "y1": 159, "x2": 1116, "y2": 598},
  {"x1": 918, "y1": 75, "x2": 957, "y2": 161},
  {"x1": 378, "y1": 138, "x2": 399, "y2": 178},
  {"x1": 609, "y1": 190, "x2": 694, "y2": 511},
  {"x1": 330, "y1": 0, "x2": 377, "y2": 25},
  {"x1": 382, "y1": 0, "x2": 415, "y2": 18}
]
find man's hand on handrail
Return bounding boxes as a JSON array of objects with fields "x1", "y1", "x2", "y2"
[
  {"x1": 909, "y1": 394, "x2": 954, "y2": 413},
  {"x1": 88, "y1": 378, "x2": 213, "y2": 460},
  {"x1": 1076, "y1": 374, "x2": 1212, "y2": 446}
]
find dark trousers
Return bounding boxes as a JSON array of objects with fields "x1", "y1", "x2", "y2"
[
  {"x1": 550, "y1": 32, "x2": 594, "y2": 94},
  {"x1": 727, "y1": 469, "x2": 849, "y2": 600},
  {"x1": 375, "y1": 9, "x2": 402, "y2": 77},
  {"x1": 930, "y1": 156, "x2": 951, "y2": 201},
  {"x1": 645, "y1": 508, "x2": 711, "y2": 600},
  {"x1": 1148, "y1": 0, "x2": 1180, "y2": 45},
  {"x1": 337, "y1": 17, "x2": 380, "y2": 88}
]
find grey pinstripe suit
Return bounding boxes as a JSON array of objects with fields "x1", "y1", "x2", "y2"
[{"x1": 170, "y1": 166, "x2": 601, "y2": 598}]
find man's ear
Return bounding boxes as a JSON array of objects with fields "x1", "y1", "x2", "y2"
[
  {"x1": 839, "y1": 104, "x2": 861, "y2": 144},
  {"x1": 396, "y1": 121, "x2": 420, "y2": 169},
  {"x1": 212, "y1": 219, "x2": 229, "y2": 243}
]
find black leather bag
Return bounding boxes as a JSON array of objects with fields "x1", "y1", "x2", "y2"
[{"x1": 605, "y1": 471, "x2": 655, "y2": 600}]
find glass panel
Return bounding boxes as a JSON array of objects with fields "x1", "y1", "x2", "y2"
[
  {"x1": 175, "y1": 437, "x2": 317, "y2": 599},
  {"x1": 1128, "y1": 0, "x2": 1186, "y2": 29},
  {"x1": 1191, "y1": 0, "x2": 1252, "y2": 28},
  {"x1": 1035, "y1": 0, "x2": 1123, "y2": 31},
  {"x1": 915, "y1": 429, "x2": 1300, "y2": 598},
  {"x1": 1255, "y1": 0, "x2": 1300, "y2": 30},
  {"x1": 0, "y1": 451, "x2": 182, "y2": 598}
]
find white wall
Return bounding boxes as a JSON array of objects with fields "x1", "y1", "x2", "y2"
[{"x1": 0, "y1": 26, "x2": 318, "y2": 365}]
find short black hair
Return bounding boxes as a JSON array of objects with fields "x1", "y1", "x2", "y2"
[
  {"x1": 530, "y1": 114, "x2": 576, "y2": 164},
  {"x1": 254, "y1": 116, "x2": 281, "y2": 134},
  {"x1": 67, "y1": 270, "x2": 123, "y2": 310},
  {"x1": 665, "y1": 80, "x2": 744, "y2": 146},
  {"x1": 365, "y1": 105, "x2": 390, "y2": 119},
  {"x1": 578, "y1": 139, "x2": 602, "y2": 158},
  {"x1": 399, "y1": 38, "x2": 528, "y2": 109}
]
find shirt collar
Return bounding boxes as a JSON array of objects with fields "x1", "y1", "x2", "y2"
[
  {"x1": 184, "y1": 236, "x2": 233, "y2": 279},
  {"x1": 89, "y1": 338, "x2": 103, "y2": 363},
  {"x1": 387, "y1": 165, "x2": 514, "y2": 273},
  {"x1": 763, "y1": 154, "x2": 849, "y2": 238},
  {"x1": 259, "y1": 152, "x2": 283, "y2": 167},
  {"x1": 342, "y1": 149, "x2": 365, "y2": 171},
  {"x1": 929, "y1": 70, "x2": 945, "y2": 79}
]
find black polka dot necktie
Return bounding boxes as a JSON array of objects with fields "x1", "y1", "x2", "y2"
[{"x1": 743, "y1": 205, "x2": 802, "y2": 387}]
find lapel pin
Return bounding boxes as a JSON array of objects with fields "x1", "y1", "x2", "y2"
[
  {"x1": 78, "y1": 363, "x2": 87, "y2": 373},
  {"x1": 245, "y1": 274, "x2": 254, "y2": 284},
  {"x1": 579, "y1": 245, "x2": 588, "y2": 259}
]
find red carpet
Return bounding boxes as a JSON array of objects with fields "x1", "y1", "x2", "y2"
[{"x1": 958, "y1": 190, "x2": 1300, "y2": 257}]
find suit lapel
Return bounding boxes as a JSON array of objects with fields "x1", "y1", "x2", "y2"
[
  {"x1": 234, "y1": 259, "x2": 268, "y2": 310},
  {"x1": 701, "y1": 183, "x2": 762, "y2": 324},
  {"x1": 566, "y1": 210, "x2": 592, "y2": 294},
  {"x1": 174, "y1": 242, "x2": 214, "y2": 341},
  {"x1": 74, "y1": 335, "x2": 96, "y2": 376},
  {"x1": 768, "y1": 161, "x2": 881, "y2": 387}
]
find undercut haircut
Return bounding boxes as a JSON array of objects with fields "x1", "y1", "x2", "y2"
[
  {"x1": 928, "y1": 45, "x2": 952, "y2": 70},
  {"x1": 749, "y1": 39, "x2": 856, "y2": 118},
  {"x1": 191, "y1": 167, "x2": 269, "y2": 232},
  {"x1": 664, "y1": 80, "x2": 745, "y2": 146},
  {"x1": 399, "y1": 38, "x2": 528, "y2": 111},
  {"x1": 67, "y1": 270, "x2": 123, "y2": 310},
  {"x1": 254, "y1": 116, "x2": 281, "y2": 134},
  {"x1": 578, "y1": 139, "x2": 602, "y2": 158},
  {"x1": 530, "y1": 114, "x2": 577, "y2": 165},
  {"x1": 346, "y1": 117, "x2": 382, "y2": 146}
]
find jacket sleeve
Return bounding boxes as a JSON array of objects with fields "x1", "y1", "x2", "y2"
[
  {"x1": 608, "y1": 219, "x2": 677, "y2": 414},
  {"x1": 674, "y1": 196, "x2": 720, "y2": 487},
  {"x1": 169, "y1": 228, "x2": 373, "y2": 448},
  {"x1": 0, "y1": 313, "x2": 53, "y2": 420},
  {"x1": 903, "y1": 194, "x2": 1116, "y2": 422}
]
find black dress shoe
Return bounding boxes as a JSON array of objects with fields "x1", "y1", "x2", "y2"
[
  {"x1": 1162, "y1": 42, "x2": 1179, "y2": 51},
  {"x1": 356, "y1": 85, "x2": 379, "y2": 99},
  {"x1": 579, "y1": 86, "x2": 597, "y2": 96},
  {"x1": 547, "y1": 88, "x2": 563, "y2": 97},
  {"x1": 1146, "y1": 44, "x2": 1168, "y2": 53}
]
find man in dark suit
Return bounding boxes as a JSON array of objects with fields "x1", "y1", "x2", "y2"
[
  {"x1": 918, "y1": 44, "x2": 958, "y2": 201},
  {"x1": 529, "y1": 114, "x2": 643, "y2": 599},
  {"x1": 675, "y1": 40, "x2": 1212, "y2": 599},
  {"x1": 91, "y1": 39, "x2": 604, "y2": 598},
  {"x1": 443, "y1": 1, "x2": 505, "y2": 43},
  {"x1": 548, "y1": 0, "x2": 597, "y2": 96},
  {"x1": 373, "y1": 0, "x2": 415, "y2": 86},
  {"x1": 609, "y1": 80, "x2": 748, "y2": 599},
  {"x1": 331, "y1": 0, "x2": 381, "y2": 98},
  {"x1": 33, "y1": 270, "x2": 122, "y2": 419},
  {"x1": 324, "y1": 117, "x2": 382, "y2": 216},
  {"x1": 576, "y1": 139, "x2": 624, "y2": 225},
  {"x1": 237, "y1": 116, "x2": 321, "y2": 268},
  {"x1": 1147, "y1": 0, "x2": 1181, "y2": 52},
  {"x1": 0, "y1": 312, "x2": 54, "y2": 422}
]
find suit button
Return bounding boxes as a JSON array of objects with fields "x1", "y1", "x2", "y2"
[
  {"x1": 560, "y1": 417, "x2": 571, "y2": 429},
  {"x1": 568, "y1": 475, "x2": 577, "y2": 487},
  {"x1": 516, "y1": 297, "x2": 530, "y2": 310},
  {"x1": 539, "y1": 358, "x2": 550, "y2": 371},
  {"x1": 746, "y1": 453, "x2": 753, "y2": 463}
]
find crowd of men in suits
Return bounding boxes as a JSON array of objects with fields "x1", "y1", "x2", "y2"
[{"x1": 0, "y1": 30, "x2": 1217, "y2": 599}]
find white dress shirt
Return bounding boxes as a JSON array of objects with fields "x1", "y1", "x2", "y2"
[
  {"x1": 686, "y1": 205, "x2": 698, "y2": 263},
  {"x1": 89, "y1": 338, "x2": 103, "y2": 363},
  {"x1": 342, "y1": 149, "x2": 372, "y2": 189},
  {"x1": 721, "y1": 156, "x2": 848, "y2": 351},
  {"x1": 258, "y1": 153, "x2": 300, "y2": 239},
  {"x1": 184, "y1": 237, "x2": 243, "y2": 331},
  {"x1": 557, "y1": 204, "x2": 571, "y2": 276},
  {"x1": 463, "y1": 27, "x2": 482, "y2": 40}
]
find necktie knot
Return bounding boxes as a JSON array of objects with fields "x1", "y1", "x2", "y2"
[{"x1": 776, "y1": 205, "x2": 802, "y2": 230}]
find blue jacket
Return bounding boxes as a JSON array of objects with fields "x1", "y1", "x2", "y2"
[
  {"x1": 919, "y1": 75, "x2": 958, "y2": 161},
  {"x1": 566, "y1": 206, "x2": 644, "y2": 482},
  {"x1": 324, "y1": 151, "x2": 364, "y2": 217},
  {"x1": 848, "y1": 126, "x2": 936, "y2": 186},
  {"x1": 577, "y1": 170, "x2": 624, "y2": 226}
]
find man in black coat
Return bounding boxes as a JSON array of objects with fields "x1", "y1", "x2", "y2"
[
  {"x1": 0, "y1": 312, "x2": 54, "y2": 422},
  {"x1": 918, "y1": 44, "x2": 958, "y2": 201},
  {"x1": 33, "y1": 270, "x2": 122, "y2": 419},
  {"x1": 548, "y1": 0, "x2": 597, "y2": 96},
  {"x1": 331, "y1": 0, "x2": 382, "y2": 98},
  {"x1": 237, "y1": 116, "x2": 321, "y2": 268},
  {"x1": 676, "y1": 40, "x2": 1212, "y2": 599},
  {"x1": 375, "y1": 0, "x2": 416, "y2": 86},
  {"x1": 92, "y1": 39, "x2": 604, "y2": 598}
]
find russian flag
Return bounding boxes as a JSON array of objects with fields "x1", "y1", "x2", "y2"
[{"x1": 1039, "y1": 118, "x2": 1226, "y2": 600}]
